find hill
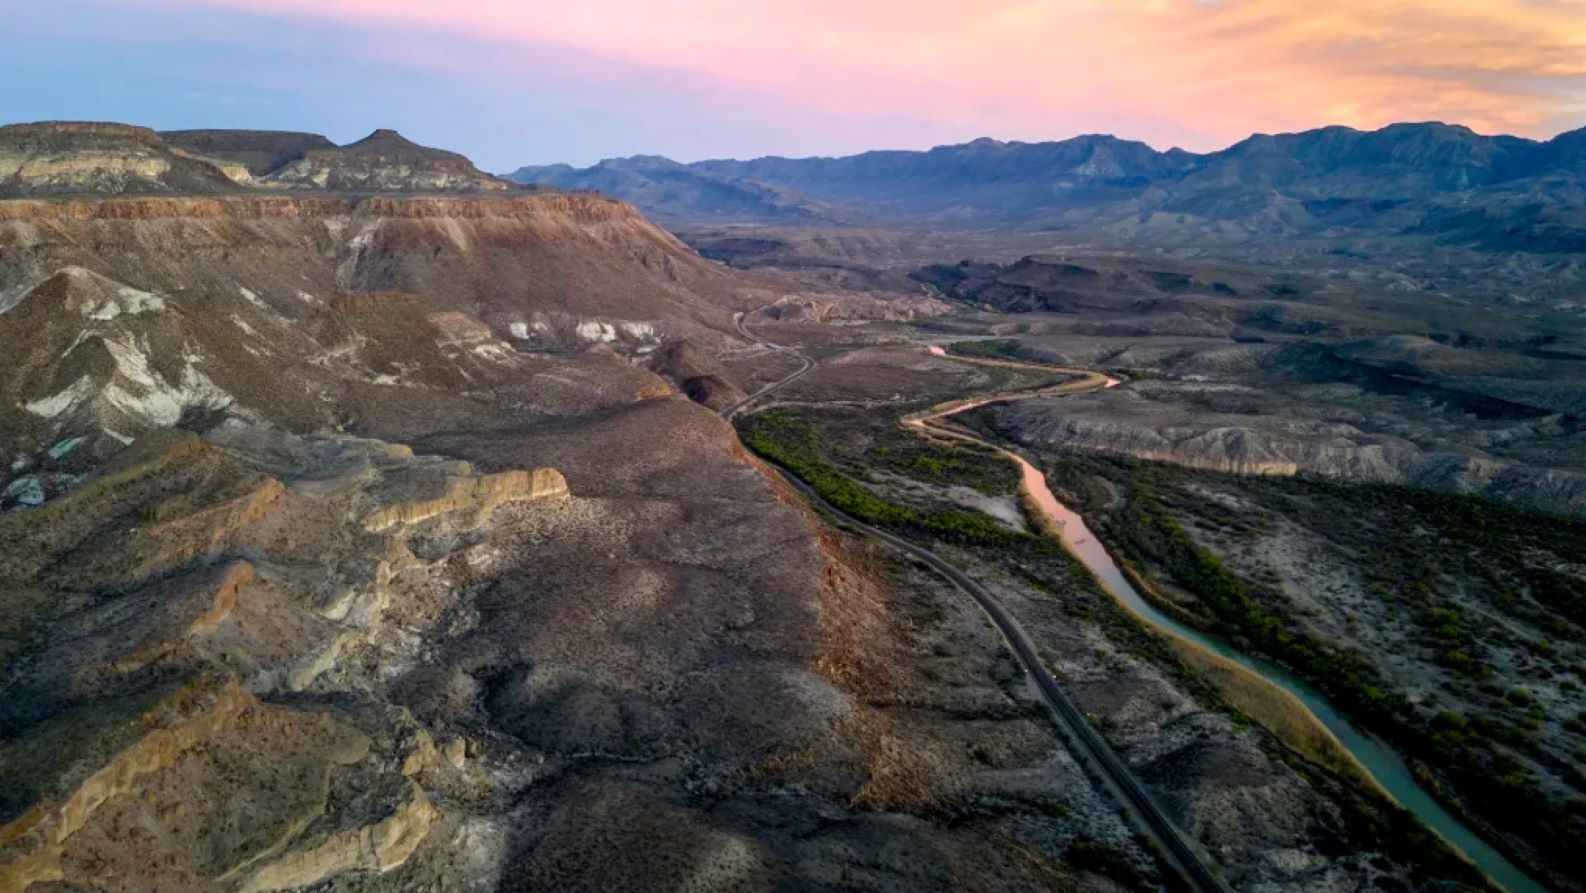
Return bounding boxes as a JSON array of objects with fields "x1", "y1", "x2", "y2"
[
  {"x1": 161, "y1": 128, "x2": 337, "y2": 176},
  {"x1": 0, "y1": 122, "x2": 242, "y2": 197},
  {"x1": 0, "y1": 117, "x2": 1158, "y2": 893},
  {"x1": 4, "y1": 122, "x2": 517, "y2": 194},
  {"x1": 265, "y1": 128, "x2": 515, "y2": 192}
]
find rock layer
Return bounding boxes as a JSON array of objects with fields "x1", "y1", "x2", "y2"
[
  {"x1": 0, "y1": 424, "x2": 581, "y2": 893},
  {"x1": 362, "y1": 468, "x2": 569, "y2": 532},
  {"x1": 0, "y1": 122, "x2": 240, "y2": 197}
]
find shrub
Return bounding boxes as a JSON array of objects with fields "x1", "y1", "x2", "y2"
[{"x1": 1066, "y1": 838, "x2": 1150, "y2": 891}]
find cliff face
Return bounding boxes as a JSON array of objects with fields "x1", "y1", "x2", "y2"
[
  {"x1": 0, "y1": 123, "x2": 788, "y2": 378},
  {"x1": 0, "y1": 188, "x2": 791, "y2": 512},
  {"x1": 0, "y1": 193, "x2": 764, "y2": 333},
  {"x1": 996, "y1": 383, "x2": 1586, "y2": 518},
  {"x1": 361, "y1": 467, "x2": 569, "y2": 532},
  {"x1": 0, "y1": 122, "x2": 241, "y2": 197},
  {"x1": 0, "y1": 425, "x2": 569, "y2": 893},
  {"x1": 263, "y1": 129, "x2": 512, "y2": 193},
  {"x1": 0, "y1": 194, "x2": 775, "y2": 406},
  {"x1": 160, "y1": 129, "x2": 338, "y2": 177},
  {"x1": 6, "y1": 123, "x2": 512, "y2": 196}
]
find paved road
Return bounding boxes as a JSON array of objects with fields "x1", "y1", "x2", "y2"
[
  {"x1": 725, "y1": 331, "x2": 1234, "y2": 893},
  {"x1": 721, "y1": 314, "x2": 816, "y2": 420}
]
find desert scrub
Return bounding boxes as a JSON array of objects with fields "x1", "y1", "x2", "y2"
[
  {"x1": 1107, "y1": 474, "x2": 1402, "y2": 723},
  {"x1": 867, "y1": 429, "x2": 1018, "y2": 496},
  {"x1": 1039, "y1": 446, "x2": 1586, "y2": 889},
  {"x1": 740, "y1": 408, "x2": 1035, "y2": 549},
  {"x1": 946, "y1": 339, "x2": 1024, "y2": 360}
]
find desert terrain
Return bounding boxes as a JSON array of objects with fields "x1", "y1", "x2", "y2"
[{"x1": 1, "y1": 119, "x2": 1582, "y2": 893}]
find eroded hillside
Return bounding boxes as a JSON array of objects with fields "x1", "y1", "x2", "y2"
[{"x1": 0, "y1": 122, "x2": 1167, "y2": 893}]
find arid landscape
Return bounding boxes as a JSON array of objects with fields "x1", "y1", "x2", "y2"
[{"x1": 1, "y1": 79, "x2": 1584, "y2": 893}]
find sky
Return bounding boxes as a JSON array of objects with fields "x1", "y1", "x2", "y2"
[{"x1": 1, "y1": 0, "x2": 1584, "y2": 170}]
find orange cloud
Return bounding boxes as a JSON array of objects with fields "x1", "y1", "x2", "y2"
[{"x1": 120, "y1": 0, "x2": 1586, "y2": 147}]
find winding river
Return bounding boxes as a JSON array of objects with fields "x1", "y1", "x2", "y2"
[{"x1": 919, "y1": 345, "x2": 1549, "y2": 893}]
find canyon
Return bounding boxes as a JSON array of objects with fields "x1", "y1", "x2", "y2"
[
  {"x1": 0, "y1": 123, "x2": 1146, "y2": 893},
  {"x1": 2, "y1": 118, "x2": 1583, "y2": 893}
]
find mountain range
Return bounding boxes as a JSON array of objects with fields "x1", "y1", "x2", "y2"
[{"x1": 508, "y1": 122, "x2": 1586, "y2": 253}]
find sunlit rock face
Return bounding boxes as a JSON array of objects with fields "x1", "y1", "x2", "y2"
[
  {"x1": 0, "y1": 122, "x2": 241, "y2": 197},
  {"x1": 261, "y1": 129, "x2": 515, "y2": 194}
]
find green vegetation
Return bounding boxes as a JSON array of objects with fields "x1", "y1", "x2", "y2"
[
  {"x1": 868, "y1": 437, "x2": 1019, "y2": 496},
  {"x1": 736, "y1": 405, "x2": 1120, "y2": 627},
  {"x1": 1043, "y1": 448, "x2": 1586, "y2": 888},
  {"x1": 740, "y1": 408, "x2": 1034, "y2": 548},
  {"x1": 946, "y1": 338, "x2": 1023, "y2": 360},
  {"x1": 1106, "y1": 476, "x2": 1403, "y2": 724},
  {"x1": 740, "y1": 401, "x2": 1498, "y2": 892}
]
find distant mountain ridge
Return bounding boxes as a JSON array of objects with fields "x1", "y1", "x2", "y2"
[
  {"x1": 506, "y1": 122, "x2": 1586, "y2": 251},
  {"x1": 0, "y1": 121, "x2": 516, "y2": 196},
  {"x1": 510, "y1": 154, "x2": 848, "y2": 224}
]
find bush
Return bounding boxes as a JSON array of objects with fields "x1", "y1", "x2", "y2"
[
  {"x1": 1066, "y1": 838, "x2": 1150, "y2": 891},
  {"x1": 947, "y1": 339, "x2": 1022, "y2": 360},
  {"x1": 739, "y1": 409, "x2": 1045, "y2": 550},
  {"x1": 1107, "y1": 481, "x2": 1405, "y2": 724}
]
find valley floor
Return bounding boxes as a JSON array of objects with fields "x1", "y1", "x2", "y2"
[{"x1": 730, "y1": 330, "x2": 1504, "y2": 893}]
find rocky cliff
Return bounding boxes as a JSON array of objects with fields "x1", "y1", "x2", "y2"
[
  {"x1": 0, "y1": 425, "x2": 569, "y2": 893},
  {"x1": 0, "y1": 191, "x2": 774, "y2": 349},
  {"x1": 0, "y1": 122, "x2": 240, "y2": 197},
  {"x1": 160, "y1": 129, "x2": 338, "y2": 177},
  {"x1": 5, "y1": 123, "x2": 512, "y2": 196},
  {"x1": 0, "y1": 188, "x2": 801, "y2": 515},
  {"x1": 996, "y1": 380, "x2": 1586, "y2": 518},
  {"x1": 263, "y1": 129, "x2": 513, "y2": 193}
]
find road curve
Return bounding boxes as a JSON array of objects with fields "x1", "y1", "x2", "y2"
[
  {"x1": 724, "y1": 329, "x2": 1234, "y2": 893},
  {"x1": 722, "y1": 313, "x2": 816, "y2": 420}
]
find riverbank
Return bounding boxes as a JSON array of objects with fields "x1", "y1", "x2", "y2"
[{"x1": 922, "y1": 349, "x2": 1559, "y2": 893}]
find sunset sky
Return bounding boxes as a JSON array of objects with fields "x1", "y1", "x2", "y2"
[{"x1": 3, "y1": 0, "x2": 1583, "y2": 169}]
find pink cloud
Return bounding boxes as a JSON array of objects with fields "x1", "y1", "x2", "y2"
[{"x1": 118, "y1": 0, "x2": 1586, "y2": 148}]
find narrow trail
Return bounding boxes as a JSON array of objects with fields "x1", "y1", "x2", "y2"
[
  {"x1": 722, "y1": 313, "x2": 815, "y2": 421},
  {"x1": 724, "y1": 325, "x2": 1235, "y2": 893}
]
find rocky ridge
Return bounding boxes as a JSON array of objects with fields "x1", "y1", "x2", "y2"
[
  {"x1": 0, "y1": 122, "x2": 241, "y2": 197},
  {"x1": 510, "y1": 154, "x2": 853, "y2": 224},
  {"x1": 995, "y1": 379, "x2": 1586, "y2": 518},
  {"x1": 161, "y1": 130, "x2": 340, "y2": 177},
  {"x1": 3, "y1": 123, "x2": 512, "y2": 196},
  {"x1": 512, "y1": 122, "x2": 1586, "y2": 296},
  {"x1": 514, "y1": 122, "x2": 1586, "y2": 233},
  {"x1": 0, "y1": 190, "x2": 771, "y2": 360},
  {"x1": 0, "y1": 426, "x2": 567, "y2": 892},
  {"x1": 0, "y1": 120, "x2": 1160, "y2": 893},
  {"x1": 262, "y1": 129, "x2": 513, "y2": 193}
]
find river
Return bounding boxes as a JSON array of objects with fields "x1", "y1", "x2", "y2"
[{"x1": 921, "y1": 345, "x2": 1549, "y2": 893}]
